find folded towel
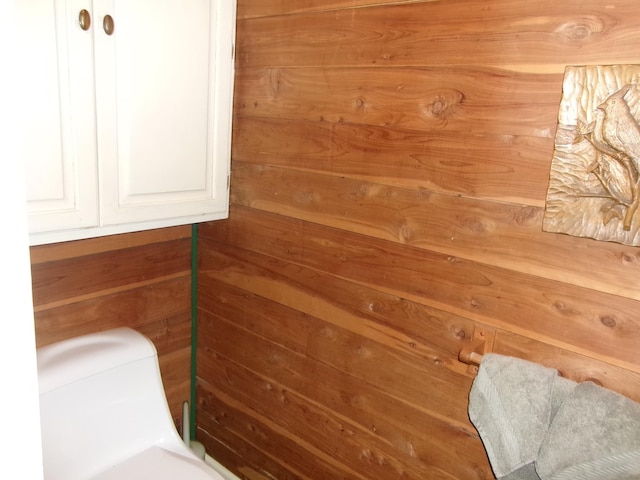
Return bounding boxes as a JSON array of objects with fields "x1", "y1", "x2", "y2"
[
  {"x1": 469, "y1": 354, "x2": 640, "y2": 480},
  {"x1": 468, "y1": 354, "x2": 576, "y2": 479},
  {"x1": 536, "y1": 381, "x2": 640, "y2": 479}
]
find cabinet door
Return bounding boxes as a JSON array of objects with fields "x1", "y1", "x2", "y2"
[
  {"x1": 95, "y1": 0, "x2": 234, "y2": 226},
  {"x1": 24, "y1": 0, "x2": 99, "y2": 235}
]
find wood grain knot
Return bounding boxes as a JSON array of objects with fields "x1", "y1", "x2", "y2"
[
  {"x1": 398, "y1": 223, "x2": 414, "y2": 242},
  {"x1": 366, "y1": 301, "x2": 383, "y2": 312},
  {"x1": 463, "y1": 216, "x2": 488, "y2": 234},
  {"x1": 621, "y1": 253, "x2": 637, "y2": 265},
  {"x1": 453, "y1": 327, "x2": 469, "y2": 340},
  {"x1": 512, "y1": 206, "x2": 540, "y2": 226},
  {"x1": 555, "y1": 17, "x2": 604, "y2": 42},
  {"x1": 565, "y1": 24, "x2": 591, "y2": 40},
  {"x1": 600, "y1": 316, "x2": 617, "y2": 328},
  {"x1": 430, "y1": 98, "x2": 446, "y2": 116},
  {"x1": 422, "y1": 90, "x2": 465, "y2": 120}
]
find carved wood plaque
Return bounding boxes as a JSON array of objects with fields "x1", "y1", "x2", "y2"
[{"x1": 543, "y1": 65, "x2": 640, "y2": 246}]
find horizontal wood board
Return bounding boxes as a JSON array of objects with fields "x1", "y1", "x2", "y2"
[{"x1": 197, "y1": 0, "x2": 640, "y2": 479}]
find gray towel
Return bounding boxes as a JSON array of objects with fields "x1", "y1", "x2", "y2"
[
  {"x1": 468, "y1": 354, "x2": 576, "y2": 479},
  {"x1": 536, "y1": 381, "x2": 640, "y2": 479},
  {"x1": 469, "y1": 354, "x2": 640, "y2": 480}
]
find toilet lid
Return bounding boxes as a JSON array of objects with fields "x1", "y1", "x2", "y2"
[{"x1": 90, "y1": 446, "x2": 226, "y2": 480}]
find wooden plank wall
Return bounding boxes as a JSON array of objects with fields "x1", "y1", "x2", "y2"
[
  {"x1": 196, "y1": 1, "x2": 640, "y2": 479},
  {"x1": 30, "y1": 226, "x2": 192, "y2": 425}
]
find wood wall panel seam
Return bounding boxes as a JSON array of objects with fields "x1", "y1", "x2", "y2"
[
  {"x1": 199, "y1": 383, "x2": 369, "y2": 480},
  {"x1": 227, "y1": 161, "x2": 640, "y2": 302},
  {"x1": 236, "y1": 0, "x2": 430, "y2": 20},
  {"x1": 197, "y1": 304, "x2": 478, "y2": 432},
  {"x1": 198, "y1": 210, "x2": 640, "y2": 373},
  {"x1": 196, "y1": 381, "x2": 475, "y2": 480},
  {"x1": 194, "y1": 425, "x2": 289, "y2": 480},
  {"x1": 29, "y1": 226, "x2": 191, "y2": 264},
  {"x1": 230, "y1": 116, "x2": 554, "y2": 204},
  {"x1": 232, "y1": 66, "x2": 563, "y2": 138},
  {"x1": 197, "y1": 267, "x2": 476, "y2": 380},
  {"x1": 196, "y1": 345, "x2": 487, "y2": 478},
  {"x1": 32, "y1": 271, "x2": 190, "y2": 312},
  {"x1": 31, "y1": 239, "x2": 191, "y2": 306},
  {"x1": 236, "y1": 2, "x2": 640, "y2": 68}
]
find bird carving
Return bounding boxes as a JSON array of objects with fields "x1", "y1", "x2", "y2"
[
  {"x1": 597, "y1": 84, "x2": 640, "y2": 174},
  {"x1": 592, "y1": 84, "x2": 640, "y2": 229},
  {"x1": 575, "y1": 118, "x2": 634, "y2": 224},
  {"x1": 561, "y1": 83, "x2": 640, "y2": 232}
]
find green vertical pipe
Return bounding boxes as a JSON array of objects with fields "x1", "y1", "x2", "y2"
[{"x1": 190, "y1": 223, "x2": 198, "y2": 440}]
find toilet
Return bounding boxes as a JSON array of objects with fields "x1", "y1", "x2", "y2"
[{"x1": 37, "y1": 327, "x2": 225, "y2": 480}]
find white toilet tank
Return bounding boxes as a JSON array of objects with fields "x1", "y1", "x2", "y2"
[{"x1": 37, "y1": 327, "x2": 222, "y2": 480}]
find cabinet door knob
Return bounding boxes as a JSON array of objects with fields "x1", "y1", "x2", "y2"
[
  {"x1": 78, "y1": 9, "x2": 91, "y2": 31},
  {"x1": 103, "y1": 14, "x2": 115, "y2": 35}
]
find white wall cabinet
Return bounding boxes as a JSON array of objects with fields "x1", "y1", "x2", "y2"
[{"x1": 24, "y1": 0, "x2": 236, "y2": 245}]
